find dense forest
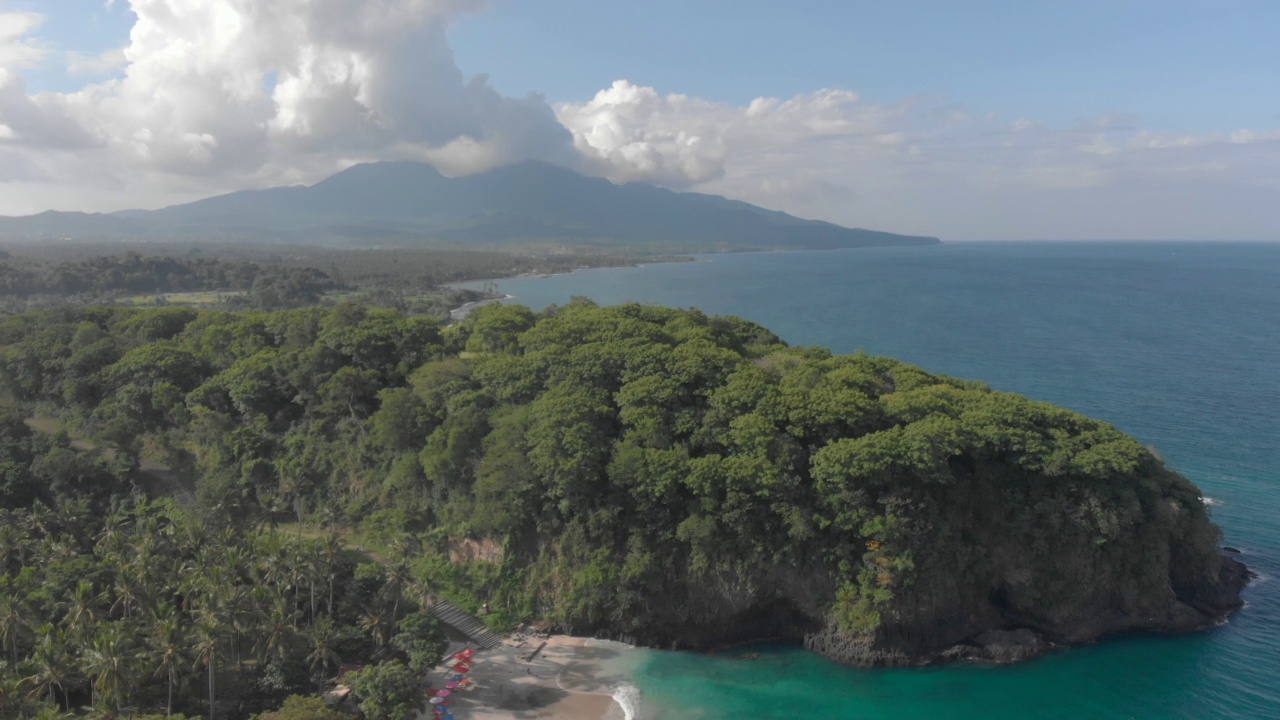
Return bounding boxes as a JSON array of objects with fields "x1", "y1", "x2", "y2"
[
  {"x1": 0, "y1": 246, "x2": 684, "y2": 319},
  {"x1": 0, "y1": 299, "x2": 1244, "y2": 717},
  {"x1": 0, "y1": 253, "x2": 340, "y2": 311}
]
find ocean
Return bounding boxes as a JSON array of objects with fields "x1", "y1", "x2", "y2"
[{"x1": 460, "y1": 241, "x2": 1280, "y2": 719}]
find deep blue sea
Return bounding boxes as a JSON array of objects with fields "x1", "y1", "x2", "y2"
[{"x1": 462, "y1": 242, "x2": 1280, "y2": 719}]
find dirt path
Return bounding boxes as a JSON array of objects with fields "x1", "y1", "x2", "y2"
[{"x1": 23, "y1": 417, "x2": 198, "y2": 507}]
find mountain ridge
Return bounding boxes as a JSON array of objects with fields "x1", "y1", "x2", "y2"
[{"x1": 0, "y1": 160, "x2": 942, "y2": 251}]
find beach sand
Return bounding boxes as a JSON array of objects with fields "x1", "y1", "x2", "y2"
[{"x1": 425, "y1": 635, "x2": 630, "y2": 720}]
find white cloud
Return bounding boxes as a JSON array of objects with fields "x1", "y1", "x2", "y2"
[
  {"x1": 1, "y1": 4, "x2": 1278, "y2": 239},
  {"x1": 557, "y1": 81, "x2": 1280, "y2": 239},
  {"x1": 0, "y1": 0, "x2": 573, "y2": 208},
  {"x1": 67, "y1": 47, "x2": 127, "y2": 77},
  {"x1": 0, "y1": 11, "x2": 45, "y2": 69}
]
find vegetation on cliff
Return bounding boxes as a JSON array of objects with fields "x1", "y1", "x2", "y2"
[{"x1": 0, "y1": 301, "x2": 1244, "y2": 714}]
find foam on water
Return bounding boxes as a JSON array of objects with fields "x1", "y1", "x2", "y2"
[{"x1": 608, "y1": 682, "x2": 643, "y2": 720}]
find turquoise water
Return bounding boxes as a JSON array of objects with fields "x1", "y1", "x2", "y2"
[{"x1": 463, "y1": 242, "x2": 1280, "y2": 719}]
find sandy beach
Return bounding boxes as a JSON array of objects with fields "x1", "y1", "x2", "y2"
[
  {"x1": 448, "y1": 294, "x2": 515, "y2": 323},
  {"x1": 425, "y1": 635, "x2": 631, "y2": 720}
]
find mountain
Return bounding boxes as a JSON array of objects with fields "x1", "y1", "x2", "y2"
[
  {"x1": 0, "y1": 210, "x2": 146, "y2": 240},
  {"x1": 0, "y1": 161, "x2": 941, "y2": 250}
]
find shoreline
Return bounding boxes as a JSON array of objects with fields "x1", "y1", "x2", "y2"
[
  {"x1": 448, "y1": 294, "x2": 515, "y2": 323},
  {"x1": 443, "y1": 255, "x2": 698, "y2": 289},
  {"x1": 428, "y1": 635, "x2": 632, "y2": 720}
]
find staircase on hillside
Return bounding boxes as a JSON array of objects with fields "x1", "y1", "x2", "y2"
[
  {"x1": 138, "y1": 459, "x2": 197, "y2": 508},
  {"x1": 429, "y1": 598, "x2": 503, "y2": 650}
]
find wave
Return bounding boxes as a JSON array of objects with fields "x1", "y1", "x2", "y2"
[
  {"x1": 586, "y1": 637, "x2": 636, "y2": 650},
  {"x1": 1202, "y1": 496, "x2": 1223, "y2": 506},
  {"x1": 608, "y1": 682, "x2": 643, "y2": 720}
]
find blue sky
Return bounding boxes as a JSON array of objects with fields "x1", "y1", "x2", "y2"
[
  {"x1": 1, "y1": 0, "x2": 1277, "y2": 239},
  {"x1": 450, "y1": 0, "x2": 1280, "y2": 134}
]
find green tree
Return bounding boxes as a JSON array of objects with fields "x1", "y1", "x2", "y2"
[
  {"x1": 253, "y1": 694, "x2": 352, "y2": 720},
  {"x1": 389, "y1": 612, "x2": 446, "y2": 674},
  {"x1": 346, "y1": 661, "x2": 423, "y2": 720}
]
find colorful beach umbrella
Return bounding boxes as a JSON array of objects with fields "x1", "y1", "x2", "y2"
[
  {"x1": 429, "y1": 697, "x2": 443, "y2": 705},
  {"x1": 437, "y1": 689, "x2": 451, "y2": 698},
  {"x1": 452, "y1": 674, "x2": 464, "y2": 681},
  {"x1": 445, "y1": 681, "x2": 459, "y2": 689}
]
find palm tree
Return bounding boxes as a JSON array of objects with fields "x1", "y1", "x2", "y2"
[
  {"x1": 381, "y1": 559, "x2": 413, "y2": 622},
  {"x1": 95, "y1": 512, "x2": 131, "y2": 560},
  {"x1": 190, "y1": 618, "x2": 219, "y2": 720},
  {"x1": 0, "y1": 518, "x2": 29, "y2": 570},
  {"x1": 406, "y1": 577, "x2": 436, "y2": 614},
  {"x1": 257, "y1": 599, "x2": 300, "y2": 666},
  {"x1": 0, "y1": 594, "x2": 30, "y2": 664},
  {"x1": 22, "y1": 502, "x2": 57, "y2": 539},
  {"x1": 23, "y1": 625, "x2": 74, "y2": 711},
  {"x1": 305, "y1": 618, "x2": 340, "y2": 694},
  {"x1": 296, "y1": 544, "x2": 324, "y2": 626},
  {"x1": 63, "y1": 581, "x2": 102, "y2": 643},
  {"x1": 359, "y1": 607, "x2": 391, "y2": 652},
  {"x1": 81, "y1": 622, "x2": 137, "y2": 714},
  {"x1": 321, "y1": 531, "x2": 342, "y2": 615},
  {"x1": 110, "y1": 567, "x2": 147, "y2": 621},
  {"x1": 0, "y1": 663, "x2": 31, "y2": 720},
  {"x1": 149, "y1": 611, "x2": 185, "y2": 717}
]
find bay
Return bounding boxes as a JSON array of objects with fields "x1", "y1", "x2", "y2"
[{"x1": 461, "y1": 241, "x2": 1280, "y2": 719}]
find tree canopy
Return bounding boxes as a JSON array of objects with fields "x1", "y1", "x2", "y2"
[{"x1": 0, "y1": 299, "x2": 1233, "y2": 711}]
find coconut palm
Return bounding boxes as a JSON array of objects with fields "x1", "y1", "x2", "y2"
[
  {"x1": 149, "y1": 612, "x2": 185, "y2": 717},
  {"x1": 381, "y1": 559, "x2": 413, "y2": 622},
  {"x1": 62, "y1": 581, "x2": 102, "y2": 643},
  {"x1": 359, "y1": 607, "x2": 392, "y2": 651},
  {"x1": 110, "y1": 566, "x2": 148, "y2": 621},
  {"x1": 305, "y1": 618, "x2": 340, "y2": 694},
  {"x1": 257, "y1": 597, "x2": 301, "y2": 667},
  {"x1": 321, "y1": 531, "x2": 342, "y2": 615},
  {"x1": 0, "y1": 518, "x2": 29, "y2": 570},
  {"x1": 23, "y1": 625, "x2": 75, "y2": 711},
  {"x1": 81, "y1": 622, "x2": 137, "y2": 714},
  {"x1": 0, "y1": 594, "x2": 30, "y2": 665},
  {"x1": 190, "y1": 618, "x2": 219, "y2": 720}
]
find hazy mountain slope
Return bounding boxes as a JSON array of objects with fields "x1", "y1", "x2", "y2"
[{"x1": 0, "y1": 161, "x2": 941, "y2": 250}]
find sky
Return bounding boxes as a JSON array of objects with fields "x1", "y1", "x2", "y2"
[{"x1": 0, "y1": 0, "x2": 1277, "y2": 240}]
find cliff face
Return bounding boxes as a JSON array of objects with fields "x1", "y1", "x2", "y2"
[
  {"x1": 550, "y1": 439, "x2": 1250, "y2": 665},
  {"x1": 447, "y1": 303, "x2": 1250, "y2": 666}
]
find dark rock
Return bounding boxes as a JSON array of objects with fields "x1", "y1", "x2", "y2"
[
  {"x1": 970, "y1": 628, "x2": 1052, "y2": 663},
  {"x1": 1224, "y1": 546, "x2": 1241, "y2": 554}
]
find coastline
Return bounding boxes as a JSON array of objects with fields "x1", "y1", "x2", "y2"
[
  {"x1": 449, "y1": 294, "x2": 515, "y2": 323},
  {"x1": 443, "y1": 255, "x2": 698, "y2": 289},
  {"x1": 429, "y1": 635, "x2": 636, "y2": 720}
]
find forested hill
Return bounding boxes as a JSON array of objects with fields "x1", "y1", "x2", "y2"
[
  {"x1": 0, "y1": 161, "x2": 941, "y2": 252},
  {"x1": 0, "y1": 301, "x2": 1245, "y2": 674}
]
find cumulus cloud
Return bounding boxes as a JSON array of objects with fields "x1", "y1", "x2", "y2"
[
  {"x1": 66, "y1": 47, "x2": 127, "y2": 77},
  {"x1": 0, "y1": 0, "x2": 573, "y2": 209},
  {"x1": 0, "y1": 11, "x2": 45, "y2": 69},
  {"x1": 557, "y1": 81, "x2": 1280, "y2": 239},
  {"x1": 2, "y1": 3, "x2": 1279, "y2": 239}
]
